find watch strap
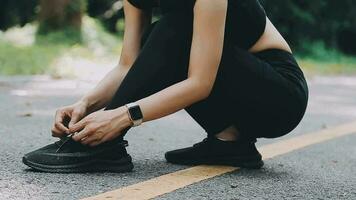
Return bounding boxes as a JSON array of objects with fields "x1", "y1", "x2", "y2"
[{"x1": 125, "y1": 102, "x2": 143, "y2": 127}]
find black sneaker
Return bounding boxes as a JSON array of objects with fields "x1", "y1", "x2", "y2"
[
  {"x1": 165, "y1": 137, "x2": 263, "y2": 169},
  {"x1": 22, "y1": 136, "x2": 133, "y2": 173}
]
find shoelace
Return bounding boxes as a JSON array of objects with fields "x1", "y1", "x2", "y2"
[
  {"x1": 54, "y1": 134, "x2": 129, "y2": 153},
  {"x1": 55, "y1": 134, "x2": 75, "y2": 153},
  {"x1": 54, "y1": 134, "x2": 72, "y2": 146}
]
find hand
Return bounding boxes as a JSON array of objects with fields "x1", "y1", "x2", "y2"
[
  {"x1": 51, "y1": 100, "x2": 89, "y2": 138},
  {"x1": 69, "y1": 106, "x2": 132, "y2": 147}
]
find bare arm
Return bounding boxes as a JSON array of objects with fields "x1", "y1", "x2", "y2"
[
  {"x1": 136, "y1": 0, "x2": 228, "y2": 122},
  {"x1": 52, "y1": 0, "x2": 152, "y2": 135},
  {"x1": 69, "y1": 0, "x2": 229, "y2": 144},
  {"x1": 81, "y1": 0, "x2": 151, "y2": 113}
]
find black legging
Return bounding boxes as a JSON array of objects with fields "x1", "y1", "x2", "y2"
[{"x1": 105, "y1": 11, "x2": 308, "y2": 142}]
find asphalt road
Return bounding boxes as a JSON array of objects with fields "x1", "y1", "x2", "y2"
[{"x1": 0, "y1": 75, "x2": 355, "y2": 200}]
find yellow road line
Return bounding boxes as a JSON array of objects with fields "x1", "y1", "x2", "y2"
[{"x1": 83, "y1": 121, "x2": 356, "y2": 200}]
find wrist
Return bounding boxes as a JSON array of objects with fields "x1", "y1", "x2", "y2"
[
  {"x1": 114, "y1": 106, "x2": 134, "y2": 128},
  {"x1": 78, "y1": 98, "x2": 89, "y2": 108},
  {"x1": 125, "y1": 102, "x2": 144, "y2": 127},
  {"x1": 79, "y1": 97, "x2": 96, "y2": 113}
]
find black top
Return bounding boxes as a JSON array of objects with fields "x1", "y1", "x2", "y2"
[{"x1": 127, "y1": 0, "x2": 266, "y2": 50}]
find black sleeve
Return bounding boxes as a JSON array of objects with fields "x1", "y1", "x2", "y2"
[{"x1": 127, "y1": 0, "x2": 156, "y2": 10}]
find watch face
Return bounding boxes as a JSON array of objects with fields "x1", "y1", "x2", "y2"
[{"x1": 130, "y1": 105, "x2": 143, "y2": 120}]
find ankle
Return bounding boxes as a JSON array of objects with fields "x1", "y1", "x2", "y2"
[
  {"x1": 214, "y1": 126, "x2": 240, "y2": 141},
  {"x1": 215, "y1": 135, "x2": 237, "y2": 141}
]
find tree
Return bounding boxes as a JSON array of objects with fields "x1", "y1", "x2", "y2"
[
  {"x1": 37, "y1": 0, "x2": 86, "y2": 37},
  {"x1": 261, "y1": 0, "x2": 356, "y2": 55}
]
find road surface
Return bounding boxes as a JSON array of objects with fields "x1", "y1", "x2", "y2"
[{"x1": 0, "y1": 75, "x2": 355, "y2": 200}]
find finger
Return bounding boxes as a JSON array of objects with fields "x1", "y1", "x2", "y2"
[
  {"x1": 69, "y1": 118, "x2": 87, "y2": 133},
  {"x1": 51, "y1": 126, "x2": 64, "y2": 137},
  {"x1": 72, "y1": 126, "x2": 93, "y2": 141},
  {"x1": 81, "y1": 135, "x2": 100, "y2": 145},
  {"x1": 62, "y1": 114, "x2": 71, "y2": 128},
  {"x1": 55, "y1": 111, "x2": 69, "y2": 133},
  {"x1": 54, "y1": 122, "x2": 69, "y2": 134},
  {"x1": 68, "y1": 111, "x2": 81, "y2": 129}
]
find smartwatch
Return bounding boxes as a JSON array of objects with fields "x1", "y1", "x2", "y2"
[{"x1": 125, "y1": 102, "x2": 143, "y2": 127}]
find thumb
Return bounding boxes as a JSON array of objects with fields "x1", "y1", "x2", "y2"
[{"x1": 68, "y1": 114, "x2": 80, "y2": 129}]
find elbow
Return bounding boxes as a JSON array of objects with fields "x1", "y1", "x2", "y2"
[
  {"x1": 191, "y1": 79, "x2": 214, "y2": 100},
  {"x1": 199, "y1": 84, "x2": 213, "y2": 99}
]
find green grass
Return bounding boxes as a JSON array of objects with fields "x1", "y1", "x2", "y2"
[
  {"x1": 0, "y1": 41, "x2": 65, "y2": 75},
  {"x1": 297, "y1": 56, "x2": 356, "y2": 75},
  {"x1": 0, "y1": 16, "x2": 121, "y2": 76},
  {"x1": 1, "y1": 23, "x2": 355, "y2": 76},
  {"x1": 296, "y1": 41, "x2": 356, "y2": 75}
]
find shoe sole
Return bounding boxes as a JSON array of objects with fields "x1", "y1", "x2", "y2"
[
  {"x1": 22, "y1": 155, "x2": 134, "y2": 173},
  {"x1": 165, "y1": 155, "x2": 264, "y2": 169}
]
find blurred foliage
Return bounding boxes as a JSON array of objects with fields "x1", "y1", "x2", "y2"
[
  {"x1": 0, "y1": 0, "x2": 38, "y2": 30},
  {"x1": 0, "y1": 0, "x2": 355, "y2": 55},
  {"x1": 0, "y1": 41, "x2": 62, "y2": 75},
  {"x1": 0, "y1": 17, "x2": 121, "y2": 75},
  {"x1": 37, "y1": 0, "x2": 87, "y2": 44},
  {"x1": 260, "y1": 0, "x2": 356, "y2": 55},
  {"x1": 36, "y1": 27, "x2": 83, "y2": 45},
  {"x1": 0, "y1": 1, "x2": 355, "y2": 76},
  {"x1": 298, "y1": 56, "x2": 356, "y2": 75},
  {"x1": 87, "y1": 0, "x2": 124, "y2": 33},
  {"x1": 296, "y1": 41, "x2": 356, "y2": 74}
]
